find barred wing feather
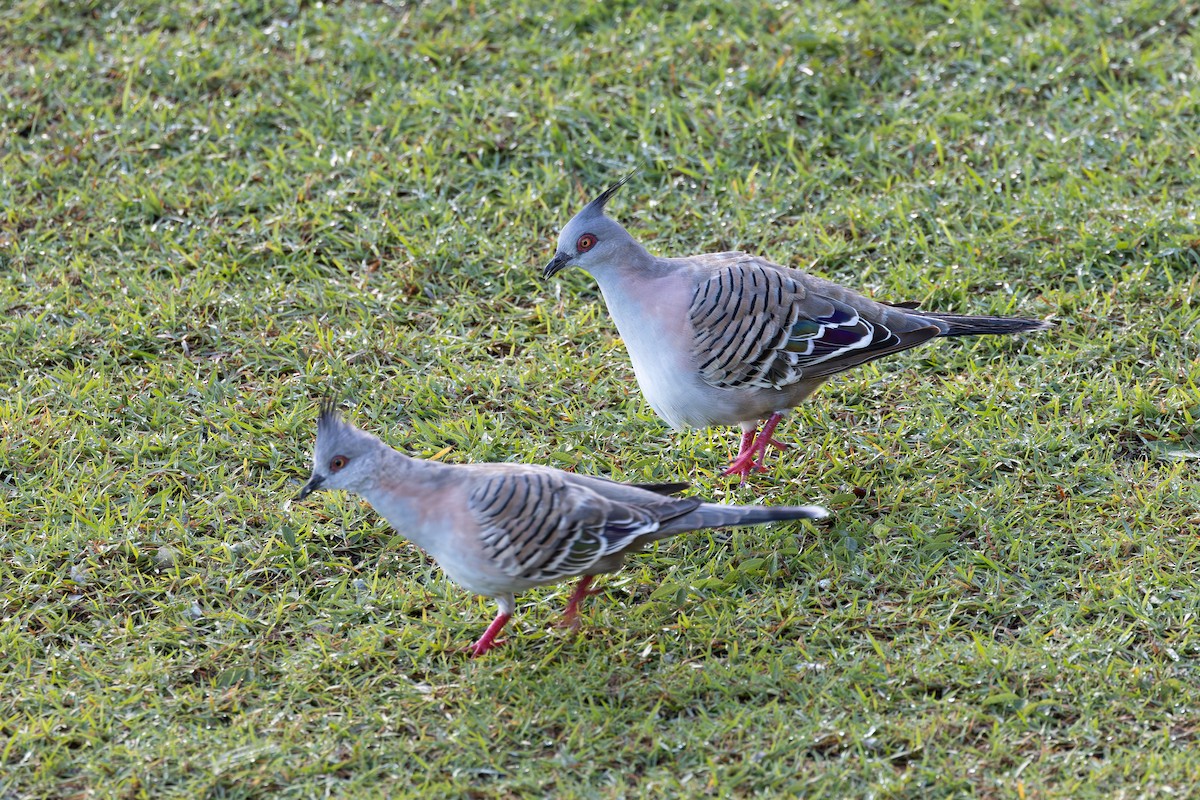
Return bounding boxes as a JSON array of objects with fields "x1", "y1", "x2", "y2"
[
  {"x1": 469, "y1": 473, "x2": 699, "y2": 583},
  {"x1": 689, "y1": 257, "x2": 935, "y2": 389}
]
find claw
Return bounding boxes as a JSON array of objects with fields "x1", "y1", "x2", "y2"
[
  {"x1": 557, "y1": 575, "x2": 602, "y2": 630},
  {"x1": 720, "y1": 413, "x2": 789, "y2": 483},
  {"x1": 720, "y1": 451, "x2": 770, "y2": 482},
  {"x1": 467, "y1": 612, "x2": 511, "y2": 658}
]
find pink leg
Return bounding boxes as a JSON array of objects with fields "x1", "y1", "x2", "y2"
[
  {"x1": 557, "y1": 575, "x2": 603, "y2": 629},
  {"x1": 721, "y1": 425, "x2": 764, "y2": 479},
  {"x1": 720, "y1": 413, "x2": 789, "y2": 482},
  {"x1": 733, "y1": 428, "x2": 757, "y2": 462},
  {"x1": 754, "y1": 412, "x2": 788, "y2": 456},
  {"x1": 469, "y1": 612, "x2": 512, "y2": 658}
]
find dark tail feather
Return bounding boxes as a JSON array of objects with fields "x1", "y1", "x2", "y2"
[
  {"x1": 733, "y1": 504, "x2": 829, "y2": 524},
  {"x1": 910, "y1": 310, "x2": 1054, "y2": 337},
  {"x1": 687, "y1": 502, "x2": 829, "y2": 530},
  {"x1": 631, "y1": 481, "x2": 691, "y2": 496}
]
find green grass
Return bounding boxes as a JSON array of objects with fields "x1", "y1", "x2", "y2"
[{"x1": 3, "y1": 0, "x2": 1199, "y2": 796}]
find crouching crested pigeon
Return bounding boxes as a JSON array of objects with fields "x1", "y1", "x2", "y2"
[
  {"x1": 295, "y1": 401, "x2": 827, "y2": 657},
  {"x1": 543, "y1": 173, "x2": 1052, "y2": 480}
]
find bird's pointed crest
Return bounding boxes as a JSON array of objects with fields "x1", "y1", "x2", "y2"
[
  {"x1": 583, "y1": 167, "x2": 639, "y2": 215},
  {"x1": 317, "y1": 397, "x2": 345, "y2": 439}
]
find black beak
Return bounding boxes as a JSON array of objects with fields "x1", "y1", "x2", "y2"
[
  {"x1": 542, "y1": 252, "x2": 572, "y2": 279},
  {"x1": 295, "y1": 474, "x2": 324, "y2": 501}
]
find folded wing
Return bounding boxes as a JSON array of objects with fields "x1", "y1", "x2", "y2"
[
  {"x1": 688, "y1": 254, "x2": 941, "y2": 390},
  {"x1": 468, "y1": 472, "x2": 701, "y2": 583}
]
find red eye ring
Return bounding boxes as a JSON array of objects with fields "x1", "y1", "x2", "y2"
[
  {"x1": 576, "y1": 233, "x2": 597, "y2": 252},
  {"x1": 329, "y1": 455, "x2": 349, "y2": 472}
]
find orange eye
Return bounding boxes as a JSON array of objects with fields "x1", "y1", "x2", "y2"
[
  {"x1": 576, "y1": 233, "x2": 597, "y2": 252},
  {"x1": 329, "y1": 455, "x2": 349, "y2": 472}
]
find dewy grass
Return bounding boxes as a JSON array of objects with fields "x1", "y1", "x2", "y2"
[{"x1": 2, "y1": 0, "x2": 1199, "y2": 797}]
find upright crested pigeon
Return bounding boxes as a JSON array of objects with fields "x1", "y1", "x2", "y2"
[{"x1": 543, "y1": 174, "x2": 1051, "y2": 480}]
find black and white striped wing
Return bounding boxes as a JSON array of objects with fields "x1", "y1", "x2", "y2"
[
  {"x1": 689, "y1": 257, "x2": 915, "y2": 389},
  {"x1": 468, "y1": 473, "x2": 666, "y2": 583}
]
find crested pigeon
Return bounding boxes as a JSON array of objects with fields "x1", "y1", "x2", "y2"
[
  {"x1": 295, "y1": 401, "x2": 828, "y2": 657},
  {"x1": 543, "y1": 174, "x2": 1052, "y2": 481}
]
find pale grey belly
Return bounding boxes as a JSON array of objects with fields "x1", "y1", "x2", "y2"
[{"x1": 635, "y1": 361, "x2": 825, "y2": 429}]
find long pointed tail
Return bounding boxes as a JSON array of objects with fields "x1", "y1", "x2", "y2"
[
  {"x1": 682, "y1": 502, "x2": 829, "y2": 531},
  {"x1": 630, "y1": 481, "x2": 691, "y2": 496},
  {"x1": 910, "y1": 310, "x2": 1053, "y2": 337}
]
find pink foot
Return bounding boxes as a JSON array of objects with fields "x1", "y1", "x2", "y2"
[
  {"x1": 720, "y1": 449, "x2": 770, "y2": 481},
  {"x1": 557, "y1": 575, "x2": 603, "y2": 630},
  {"x1": 467, "y1": 612, "x2": 511, "y2": 658},
  {"x1": 720, "y1": 413, "x2": 789, "y2": 483},
  {"x1": 720, "y1": 427, "x2": 767, "y2": 480}
]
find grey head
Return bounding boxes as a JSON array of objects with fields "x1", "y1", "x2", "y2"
[
  {"x1": 295, "y1": 399, "x2": 386, "y2": 500},
  {"x1": 543, "y1": 170, "x2": 643, "y2": 279}
]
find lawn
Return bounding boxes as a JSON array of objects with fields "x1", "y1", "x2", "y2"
[{"x1": 2, "y1": 0, "x2": 1199, "y2": 797}]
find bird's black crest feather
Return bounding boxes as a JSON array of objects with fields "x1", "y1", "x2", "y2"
[
  {"x1": 318, "y1": 398, "x2": 341, "y2": 435},
  {"x1": 585, "y1": 167, "x2": 640, "y2": 213}
]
